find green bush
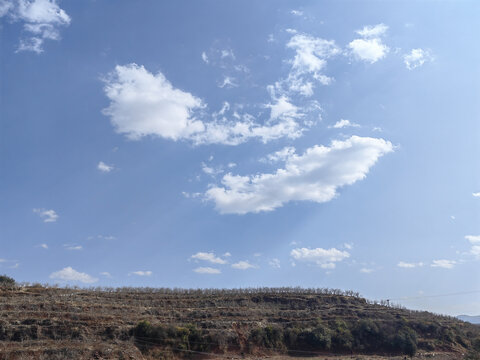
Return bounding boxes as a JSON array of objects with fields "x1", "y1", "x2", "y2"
[
  {"x1": 330, "y1": 320, "x2": 353, "y2": 351},
  {"x1": 133, "y1": 321, "x2": 210, "y2": 353},
  {"x1": 0, "y1": 275, "x2": 15, "y2": 287},
  {"x1": 249, "y1": 326, "x2": 284, "y2": 349},
  {"x1": 392, "y1": 328, "x2": 417, "y2": 357}
]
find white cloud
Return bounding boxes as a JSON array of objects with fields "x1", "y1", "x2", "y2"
[
  {"x1": 470, "y1": 245, "x2": 480, "y2": 258},
  {"x1": 329, "y1": 119, "x2": 360, "y2": 129},
  {"x1": 100, "y1": 272, "x2": 111, "y2": 278},
  {"x1": 97, "y1": 161, "x2": 114, "y2": 173},
  {"x1": 355, "y1": 24, "x2": 388, "y2": 38},
  {"x1": 267, "y1": 96, "x2": 302, "y2": 121},
  {"x1": 397, "y1": 261, "x2": 424, "y2": 268},
  {"x1": 231, "y1": 260, "x2": 256, "y2": 270},
  {"x1": 39, "y1": 243, "x2": 48, "y2": 249},
  {"x1": 201, "y1": 162, "x2": 223, "y2": 177},
  {"x1": 284, "y1": 34, "x2": 340, "y2": 96},
  {"x1": 343, "y1": 243, "x2": 353, "y2": 250},
  {"x1": 64, "y1": 245, "x2": 82, "y2": 251},
  {"x1": 465, "y1": 235, "x2": 480, "y2": 244},
  {"x1": 269, "y1": 258, "x2": 281, "y2": 269},
  {"x1": 431, "y1": 260, "x2": 456, "y2": 269},
  {"x1": 201, "y1": 51, "x2": 209, "y2": 64},
  {"x1": 0, "y1": 0, "x2": 71, "y2": 53},
  {"x1": 223, "y1": 252, "x2": 231, "y2": 257},
  {"x1": 287, "y1": 34, "x2": 339, "y2": 75},
  {"x1": 195, "y1": 112, "x2": 304, "y2": 146},
  {"x1": 33, "y1": 208, "x2": 58, "y2": 222},
  {"x1": 102, "y1": 64, "x2": 205, "y2": 141},
  {"x1": 0, "y1": 0, "x2": 13, "y2": 16},
  {"x1": 349, "y1": 24, "x2": 389, "y2": 63},
  {"x1": 466, "y1": 236, "x2": 480, "y2": 259},
  {"x1": 190, "y1": 252, "x2": 227, "y2": 265},
  {"x1": 349, "y1": 39, "x2": 388, "y2": 63},
  {"x1": 194, "y1": 267, "x2": 221, "y2": 274},
  {"x1": 360, "y1": 268, "x2": 374, "y2": 273},
  {"x1": 103, "y1": 64, "x2": 306, "y2": 146},
  {"x1": 97, "y1": 235, "x2": 116, "y2": 240},
  {"x1": 263, "y1": 146, "x2": 296, "y2": 163},
  {"x1": 49, "y1": 267, "x2": 98, "y2": 283},
  {"x1": 131, "y1": 270, "x2": 152, "y2": 276},
  {"x1": 218, "y1": 76, "x2": 238, "y2": 88},
  {"x1": 472, "y1": 192, "x2": 480, "y2": 198},
  {"x1": 290, "y1": 247, "x2": 350, "y2": 269},
  {"x1": 290, "y1": 10, "x2": 303, "y2": 16},
  {"x1": 182, "y1": 191, "x2": 202, "y2": 199},
  {"x1": 403, "y1": 48, "x2": 432, "y2": 70},
  {"x1": 221, "y1": 49, "x2": 235, "y2": 59},
  {"x1": 206, "y1": 136, "x2": 393, "y2": 214}
]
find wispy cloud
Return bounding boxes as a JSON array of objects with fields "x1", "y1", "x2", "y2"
[
  {"x1": 190, "y1": 252, "x2": 227, "y2": 265},
  {"x1": 231, "y1": 260, "x2": 256, "y2": 270},
  {"x1": 131, "y1": 270, "x2": 152, "y2": 276},
  {"x1": 201, "y1": 51, "x2": 209, "y2": 64},
  {"x1": 329, "y1": 119, "x2": 360, "y2": 129},
  {"x1": 397, "y1": 261, "x2": 424, "y2": 268},
  {"x1": 33, "y1": 208, "x2": 58, "y2": 223},
  {"x1": 218, "y1": 76, "x2": 238, "y2": 88},
  {"x1": 403, "y1": 48, "x2": 433, "y2": 70},
  {"x1": 465, "y1": 235, "x2": 480, "y2": 244},
  {"x1": 97, "y1": 161, "x2": 114, "y2": 173},
  {"x1": 194, "y1": 267, "x2": 221, "y2": 274},
  {"x1": 290, "y1": 247, "x2": 350, "y2": 269},
  {"x1": 64, "y1": 244, "x2": 82, "y2": 251},
  {"x1": 360, "y1": 268, "x2": 374, "y2": 273},
  {"x1": 1, "y1": 0, "x2": 71, "y2": 53},
  {"x1": 269, "y1": 258, "x2": 281, "y2": 269},
  {"x1": 431, "y1": 259, "x2": 456, "y2": 269},
  {"x1": 290, "y1": 10, "x2": 303, "y2": 16}
]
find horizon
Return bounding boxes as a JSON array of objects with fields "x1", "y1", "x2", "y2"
[{"x1": 1, "y1": 0, "x2": 479, "y2": 317}]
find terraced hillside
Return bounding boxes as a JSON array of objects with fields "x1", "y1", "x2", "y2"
[{"x1": 0, "y1": 285, "x2": 479, "y2": 359}]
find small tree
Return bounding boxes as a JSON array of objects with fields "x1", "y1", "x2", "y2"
[{"x1": 0, "y1": 275, "x2": 15, "y2": 287}]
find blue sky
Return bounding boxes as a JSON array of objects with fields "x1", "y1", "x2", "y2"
[{"x1": 1, "y1": 0, "x2": 479, "y2": 316}]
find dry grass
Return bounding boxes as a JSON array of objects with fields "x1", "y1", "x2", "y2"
[{"x1": 0, "y1": 286, "x2": 477, "y2": 359}]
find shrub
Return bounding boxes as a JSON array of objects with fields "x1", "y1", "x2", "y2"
[
  {"x1": 249, "y1": 326, "x2": 284, "y2": 350},
  {"x1": 330, "y1": 320, "x2": 353, "y2": 351},
  {"x1": 392, "y1": 328, "x2": 417, "y2": 357},
  {"x1": 0, "y1": 275, "x2": 15, "y2": 287},
  {"x1": 297, "y1": 324, "x2": 331, "y2": 350}
]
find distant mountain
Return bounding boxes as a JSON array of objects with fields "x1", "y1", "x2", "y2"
[{"x1": 458, "y1": 315, "x2": 480, "y2": 324}]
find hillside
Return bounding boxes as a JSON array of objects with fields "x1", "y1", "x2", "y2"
[{"x1": 0, "y1": 285, "x2": 479, "y2": 359}]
